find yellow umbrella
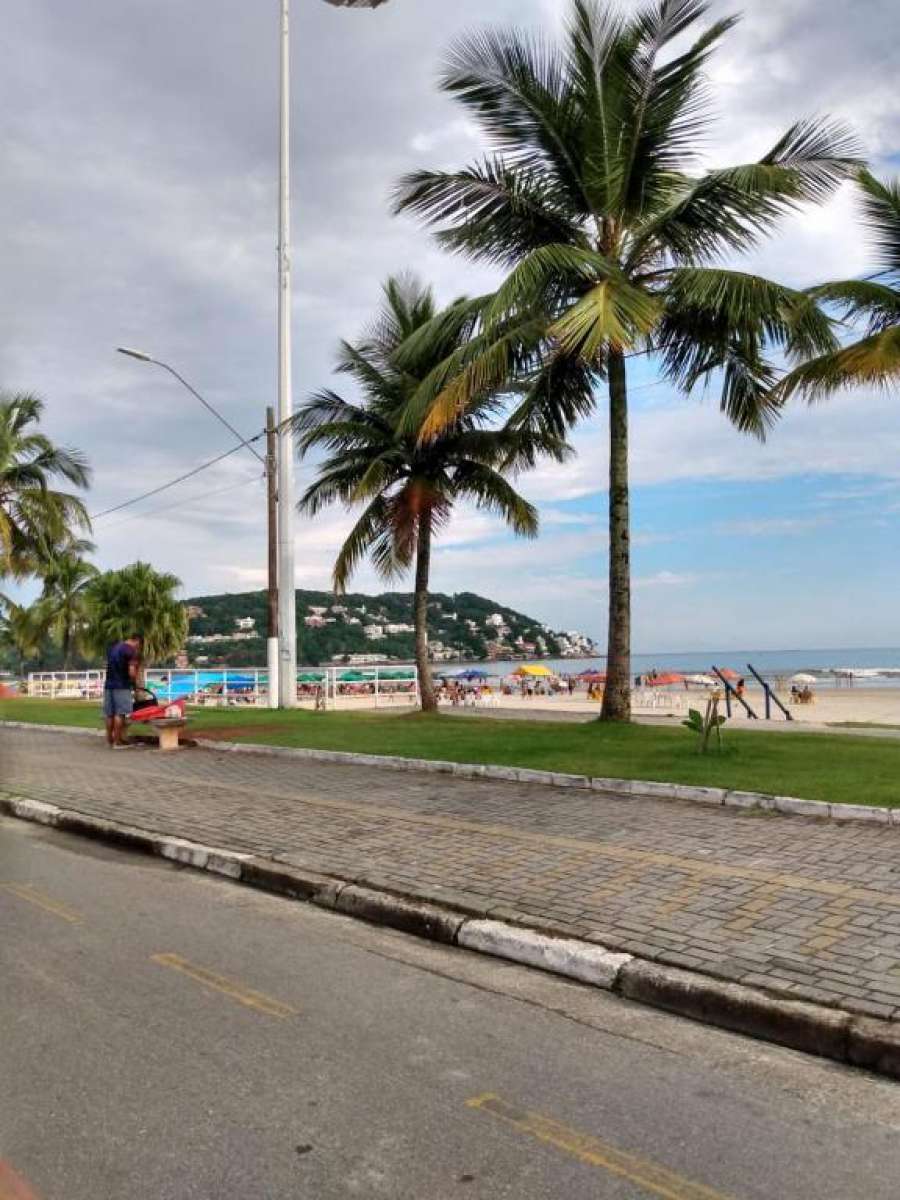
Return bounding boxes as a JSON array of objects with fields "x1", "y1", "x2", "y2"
[{"x1": 513, "y1": 664, "x2": 554, "y2": 677}]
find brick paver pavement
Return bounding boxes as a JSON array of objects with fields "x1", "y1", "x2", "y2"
[{"x1": 3, "y1": 726, "x2": 900, "y2": 1020}]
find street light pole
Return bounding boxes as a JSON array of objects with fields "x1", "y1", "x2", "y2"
[
  {"x1": 276, "y1": 0, "x2": 296, "y2": 708},
  {"x1": 276, "y1": 0, "x2": 393, "y2": 709}
]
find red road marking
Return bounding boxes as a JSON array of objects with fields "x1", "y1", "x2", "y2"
[{"x1": 0, "y1": 1161, "x2": 43, "y2": 1200}]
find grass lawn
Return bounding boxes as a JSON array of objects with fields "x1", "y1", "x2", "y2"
[{"x1": 3, "y1": 696, "x2": 898, "y2": 808}]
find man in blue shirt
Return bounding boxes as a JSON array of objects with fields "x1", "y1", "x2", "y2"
[{"x1": 103, "y1": 634, "x2": 142, "y2": 748}]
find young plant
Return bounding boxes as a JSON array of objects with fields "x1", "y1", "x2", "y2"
[{"x1": 682, "y1": 694, "x2": 726, "y2": 753}]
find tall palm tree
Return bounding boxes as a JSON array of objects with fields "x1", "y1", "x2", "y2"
[
  {"x1": 294, "y1": 275, "x2": 570, "y2": 711},
  {"x1": 394, "y1": 0, "x2": 860, "y2": 719},
  {"x1": 86, "y1": 562, "x2": 188, "y2": 668},
  {"x1": 0, "y1": 393, "x2": 91, "y2": 580},
  {"x1": 0, "y1": 597, "x2": 45, "y2": 677},
  {"x1": 39, "y1": 552, "x2": 100, "y2": 669},
  {"x1": 778, "y1": 170, "x2": 900, "y2": 399}
]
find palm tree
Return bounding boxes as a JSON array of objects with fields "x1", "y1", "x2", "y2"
[
  {"x1": 294, "y1": 275, "x2": 570, "y2": 711},
  {"x1": 394, "y1": 0, "x2": 860, "y2": 719},
  {"x1": 0, "y1": 597, "x2": 45, "y2": 677},
  {"x1": 778, "y1": 170, "x2": 900, "y2": 399},
  {"x1": 39, "y1": 552, "x2": 100, "y2": 669},
  {"x1": 86, "y1": 562, "x2": 188, "y2": 667},
  {"x1": 0, "y1": 393, "x2": 91, "y2": 580}
]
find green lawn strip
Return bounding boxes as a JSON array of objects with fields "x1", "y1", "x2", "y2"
[{"x1": 2, "y1": 698, "x2": 898, "y2": 808}]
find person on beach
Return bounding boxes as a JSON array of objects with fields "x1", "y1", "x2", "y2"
[
  {"x1": 103, "y1": 634, "x2": 142, "y2": 749},
  {"x1": 735, "y1": 677, "x2": 746, "y2": 699}
]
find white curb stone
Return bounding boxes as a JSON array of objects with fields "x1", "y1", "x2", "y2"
[
  {"x1": 10, "y1": 796, "x2": 61, "y2": 825},
  {"x1": 831, "y1": 804, "x2": 891, "y2": 824},
  {"x1": 674, "y1": 785, "x2": 724, "y2": 805},
  {"x1": 458, "y1": 919, "x2": 632, "y2": 989},
  {"x1": 158, "y1": 836, "x2": 249, "y2": 877},
  {"x1": 725, "y1": 790, "x2": 776, "y2": 810},
  {"x1": 774, "y1": 795, "x2": 831, "y2": 819}
]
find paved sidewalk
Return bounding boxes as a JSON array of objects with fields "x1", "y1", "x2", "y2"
[{"x1": 3, "y1": 725, "x2": 900, "y2": 1021}]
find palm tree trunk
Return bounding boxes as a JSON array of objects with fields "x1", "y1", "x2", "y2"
[
  {"x1": 414, "y1": 510, "x2": 437, "y2": 712},
  {"x1": 600, "y1": 347, "x2": 631, "y2": 722},
  {"x1": 62, "y1": 619, "x2": 71, "y2": 671}
]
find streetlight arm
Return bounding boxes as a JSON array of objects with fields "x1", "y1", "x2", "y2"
[
  {"x1": 155, "y1": 360, "x2": 265, "y2": 465},
  {"x1": 116, "y1": 347, "x2": 265, "y2": 465}
]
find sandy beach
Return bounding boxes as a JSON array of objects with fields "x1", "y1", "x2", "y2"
[{"x1": 465, "y1": 685, "x2": 900, "y2": 727}]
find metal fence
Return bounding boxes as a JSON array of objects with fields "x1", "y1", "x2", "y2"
[{"x1": 27, "y1": 666, "x2": 419, "y2": 710}]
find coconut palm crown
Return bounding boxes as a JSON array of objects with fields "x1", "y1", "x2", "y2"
[
  {"x1": 294, "y1": 275, "x2": 570, "y2": 711},
  {"x1": 0, "y1": 393, "x2": 91, "y2": 580},
  {"x1": 394, "y1": 0, "x2": 861, "y2": 719}
]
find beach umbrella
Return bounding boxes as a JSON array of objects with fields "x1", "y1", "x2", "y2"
[
  {"x1": 791, "y1": 673, "x2": 817, "y2": 684},
  {"x1": 648, "y1": 672, "x2": 684, "y2": 686},
  {"x1": 685, "y1": 674, "x2": 716, "y2": 686},
  {"x1": 578, "y1": 671, "x2": 607, "y2": 683},
  {"x1": 513, "y1": 664, "x2": 553, "y2": 677},
  {"x1": 450, "y1": 668, "x2": 490, "y2": 680},
  {"x1": 718, "y1": 668, "x2": 740, "y2": 680}
]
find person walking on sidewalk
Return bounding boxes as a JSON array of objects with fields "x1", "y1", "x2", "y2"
[{"x1": 103, "y1": 634, "x2": 142, "y2": 749}]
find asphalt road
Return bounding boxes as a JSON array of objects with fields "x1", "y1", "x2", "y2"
[{"x1": 2, "y1": 817, "x2": 899, "y2": 1200}]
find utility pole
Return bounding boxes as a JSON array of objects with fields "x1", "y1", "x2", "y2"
[
  {"x1": 266, "y1": 407, "x2": 280, "y2": 708},
  {"x1": 276, "y1": 0, "x2": 297, "y2": 708}
]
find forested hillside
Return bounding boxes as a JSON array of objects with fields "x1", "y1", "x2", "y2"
[{"x1": 184, "y1": 589, "x2": 595, "y2": 667}]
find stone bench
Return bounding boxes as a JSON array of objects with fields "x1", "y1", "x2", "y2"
[{"x1": 149, "y1": 717, "x2": 188, "y2": 752}]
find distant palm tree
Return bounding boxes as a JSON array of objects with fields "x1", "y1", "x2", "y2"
[
  {"x1": 294, "y1": 275, "x2": 569, "y2": 711},
  {"x1": 39, "y1": 552, "x2": 100, "y2": 669},
  {"x1": 0, "y1": 597, "x2": 45, "y2": 677},
  {"x1": 0, "y1": 393, "x2": 91, "y2": 579},
  {"x1": 394, "y1": 0, "x2": 860, "y2": 719},
  {"x1": 778, "y1": 170, "x2": 900, "y2": 399},
  {"x1": 86, "y1": 562, "x2": 188, "y2": 668}
]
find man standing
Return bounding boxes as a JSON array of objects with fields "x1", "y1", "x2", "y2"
[{"x1": 103, "y1": 634, "x2": 142, "y2": 748}]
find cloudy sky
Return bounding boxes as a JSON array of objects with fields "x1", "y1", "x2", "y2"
[{"x1": 2, "y1": 0, "x2": 898, "y2": 652}]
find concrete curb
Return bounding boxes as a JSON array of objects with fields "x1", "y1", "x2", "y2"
[
  {"x1": 3, "y1": 718, "x2": 896, "y2": 825},
  {"x1": 2, "y1": 788, "x2": 898, "y2": 1081}
]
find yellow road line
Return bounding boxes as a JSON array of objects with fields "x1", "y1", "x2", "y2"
[
  {"x1": 0, "y1": 882, "x2": 82, "y2": 924},
  {"x1": 467, "y1": 1094, "x2": 734, "y2": 1200},
  {"x1": 151, "y1": 953, "x2": 298, "y2": 1018}
]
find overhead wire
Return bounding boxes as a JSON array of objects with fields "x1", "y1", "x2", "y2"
[
  {"x1": 93, "y1": 475, "x2": 263, "y2": 531},
  {"x1": 88, "y1": 428, "x2": 268, "y2": 522}
]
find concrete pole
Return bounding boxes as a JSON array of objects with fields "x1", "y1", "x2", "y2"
[
  {"x1": 277, "y1": 0, "x2": 297, "y2": 707},
  {"x1": 266, "y1": 406, "x2": 280, "y2": 708}
]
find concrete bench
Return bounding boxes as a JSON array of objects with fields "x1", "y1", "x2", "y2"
[{"x1": 149, "y1": 717, "x2": 188, "y2": 752}]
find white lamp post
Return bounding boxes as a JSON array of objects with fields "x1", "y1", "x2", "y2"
[{"x1": 277, "y1": 0, "x2": 391, "y2": 708}]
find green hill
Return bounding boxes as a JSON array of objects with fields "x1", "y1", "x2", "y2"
[{"x1": 184, "y1": 589, "x2": 596, "y2": 667}]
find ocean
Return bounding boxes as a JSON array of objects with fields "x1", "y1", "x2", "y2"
[{"x1": 476, "y1": 648, "x2": 900, "y2": 688}]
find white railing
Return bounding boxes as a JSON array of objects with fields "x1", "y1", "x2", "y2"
[{"x1": 27, "y1": 665, "x2": 420, "y2": 710}]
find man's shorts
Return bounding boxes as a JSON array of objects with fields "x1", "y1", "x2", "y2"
[{"x1": 103, "y1": 688, "x2": 133, "y2": 718}]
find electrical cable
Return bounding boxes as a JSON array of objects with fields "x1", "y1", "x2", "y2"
[
  {"x1": 93, "y1": 475, "x2": 263, "y2": 531},
  {"x1": 88, "y1": 429, "x2": 267, "y2": 522}
]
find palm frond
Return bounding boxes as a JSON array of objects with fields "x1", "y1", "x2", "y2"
[
  {"x1": 776, "y1": 326, "x2": 900, "y2": 402},
  {"x1": 393, "y1": 160, "x2": 584, "y2": 266},
  {"x1": 856, "y1": 168, "x2": 900, "y2": 277},
  {"x1": 452, "y1": 463, "x2": 540, "y2": 537},
  {"x1": 332, "y1": 496, "x2": 394, "y2": 592}
]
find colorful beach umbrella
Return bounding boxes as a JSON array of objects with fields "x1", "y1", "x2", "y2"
[
  {"x1": 513, "y1": 664, "x2": 553, "y2": 677},
  {"x1": 648, "y1": 672, "x2": 684, "y2": 686}
]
